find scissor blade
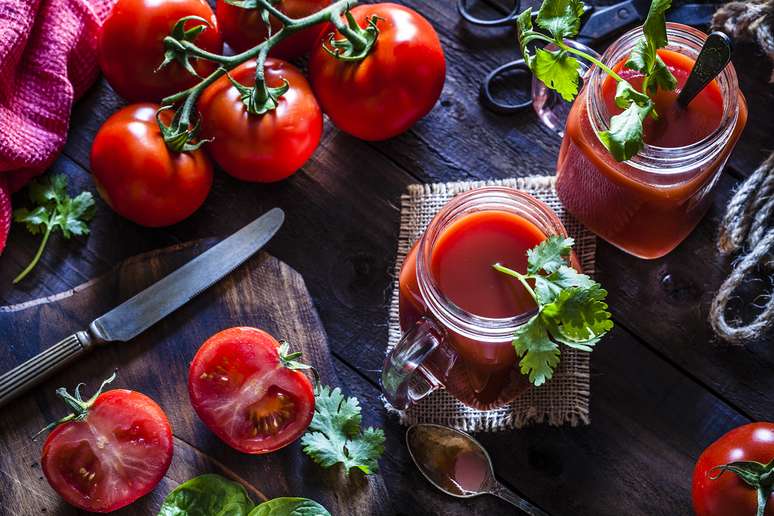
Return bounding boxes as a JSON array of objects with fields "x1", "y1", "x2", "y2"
[
  {"x1": 90, "y1": 208, "x2": 285, "y2": 343},
  {"x1": 578, "y1": 0, "x2": 642, "y2": 42}
]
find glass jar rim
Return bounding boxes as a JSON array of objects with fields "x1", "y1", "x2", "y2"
[
  {"x1": 415, "y1": 186, "x2": 570, "y2": 343},
  {"x1": 586, "y1": 23, "x2": 742, "y2": 175}
]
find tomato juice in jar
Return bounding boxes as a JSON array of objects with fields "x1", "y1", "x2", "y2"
[
  {"x1": 382, "y1": 187, "x2": 578, "y2": 410},
  {"x1": 556, "y1": 24, "x2": 747, "y2": 259}
]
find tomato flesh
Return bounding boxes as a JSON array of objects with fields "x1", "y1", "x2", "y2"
[
  {"x1": 42, "y1": 390, "x2": 173, "y2": 513},
  {"x1": 188, "y1": 327, "x2": 315, "y2": 454}
]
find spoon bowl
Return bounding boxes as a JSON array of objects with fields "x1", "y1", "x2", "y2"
[{"x1": 406, "y1": 424, "x2": 550, "y2": 515}]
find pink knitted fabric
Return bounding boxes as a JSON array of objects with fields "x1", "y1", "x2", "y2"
[{"x1": 0, "y1": 0, "x2": 115, "y2": 253}]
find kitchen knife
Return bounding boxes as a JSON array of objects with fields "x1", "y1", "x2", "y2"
[{"x1": 0, "y1": 208, "x2": 285, "y2": 406}]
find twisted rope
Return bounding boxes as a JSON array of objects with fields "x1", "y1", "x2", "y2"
[{"x1": 710, "y1": 153, "x2": 774, "y2": 344}]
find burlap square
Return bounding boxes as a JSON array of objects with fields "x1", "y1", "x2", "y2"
[{"x1": 384, "y1": 176, "x2": 596, "y2": 432}]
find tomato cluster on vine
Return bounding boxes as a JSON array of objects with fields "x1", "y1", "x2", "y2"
[{"x1": 90, "y1": 0, "x2": 446, "y2": 227}]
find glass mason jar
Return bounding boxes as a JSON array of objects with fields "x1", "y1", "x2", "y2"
[
  {"x1": 381, "y1": 187, "x2": 578, "y2": 411},
  {"x1": 556, "y1": 23, "x2": 748, "y2": 259}
]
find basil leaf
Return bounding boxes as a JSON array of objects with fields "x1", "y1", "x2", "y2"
[
  {"x1": 248, "y1": 497, "x2": 331, "y2": 516},
  {"x1": 158, "y1": 474, "x2": 254, "y2": 516}
]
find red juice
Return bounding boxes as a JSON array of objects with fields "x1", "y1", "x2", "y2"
[
  {"x1": 556, "y1": 29, "x2": 748, "y2": 259},
  {"x1": 398, "y1": 210, "x2": 548, "y2": 408}
]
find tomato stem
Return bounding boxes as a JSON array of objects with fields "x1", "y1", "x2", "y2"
[
  {"x1": 33, "y1": 372, "x2": 118, "y2": 440},
  {"x1": 157, "y1": 0, "x2": 359, "y2": 152}
]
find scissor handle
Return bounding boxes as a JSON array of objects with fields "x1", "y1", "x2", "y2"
[
  {"x1": 480, "y1": 59, "x2": 533, "y2": 115},
  {"x1": 457, "y1": 0, "x2": 521, "y2": 27}
]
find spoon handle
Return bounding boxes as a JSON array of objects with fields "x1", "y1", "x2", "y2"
[
  {"x1": 488, "y1": 480, "x2": 550, "y2": 515},
  {"x1": 676, "y1": 31, "x2": 733, "y2": 108}
]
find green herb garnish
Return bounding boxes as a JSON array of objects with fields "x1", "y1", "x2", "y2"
[
  {"x1": 516, "y1": 0, "x2": 677, "y2": 161},
  {"x1": 157, "y1": 474, "x2": 331, "y2": 516},
  {"x1": 12, "y1": 174, "x2": 95, "y2": 284},
  {"x1": 301, "y1": 385, "x2": 385, "y2": 475},
  {"x1": 493, "y1": 236, "x2": 613, "y2": 386}
]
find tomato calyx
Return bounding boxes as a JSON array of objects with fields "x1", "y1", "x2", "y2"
[
  {"x1": 323, "y1": 11, "x2": 381, "y2": 62},
  {"x1": 228, "y1": 70, "x2": 289, "y2": 115},
  {"x1": 710, "y1": 459, "x2": 774, "y2": 516},
  {"x1": 156, "y1": 105, "x2": 210, "y2": 152},
  {"x1": 33, "y1": 371, "x2": 118, "y2": 440},
  {"x1": 278, "y1": 340, "x2": 313, "y2": 371},
  {"x1": 158, "y1": 16, "x2": 213, "y2": 79}
]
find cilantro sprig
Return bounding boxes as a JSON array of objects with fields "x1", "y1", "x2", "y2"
[
  {"x1": 12, "y1": 175, "x2": 95, "y2": 284},
  {"x1": 301, "y1": 385, "x2": 385, "y2": 475},
  {"x1": 516, "y1": 0, "x2": 677, "y2": 161},
  {"x1": 493, "y1": 236, "x2": 613, "y2": 386}
]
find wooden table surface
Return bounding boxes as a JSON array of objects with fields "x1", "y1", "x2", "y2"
[{"x1": 1, "y1": 1, "x2": 773, "y2": 514}]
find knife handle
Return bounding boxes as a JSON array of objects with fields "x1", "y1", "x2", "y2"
[{"x1": 0, "y1": 332, "x2": 94, "y2": 407}]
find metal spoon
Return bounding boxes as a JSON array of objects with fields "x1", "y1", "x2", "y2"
[
  {"x1": 676, "y1": 31, "x2": 733, "y2": 108},
  {"x1": 406, "y1": 424, "x2": 550, "y2": 515}
]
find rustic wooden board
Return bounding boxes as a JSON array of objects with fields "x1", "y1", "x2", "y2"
[{"x1": 0, "y1": 244, "x2": 396, "y2": 515}]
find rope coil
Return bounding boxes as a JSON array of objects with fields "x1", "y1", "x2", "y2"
[{"x1": 710, "y1": 153, "x2": 774, "y2": 344}]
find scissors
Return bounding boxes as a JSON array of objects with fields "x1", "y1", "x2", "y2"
[{"x1": 458, "y1": 0, "x2": 722, "y2": 114}]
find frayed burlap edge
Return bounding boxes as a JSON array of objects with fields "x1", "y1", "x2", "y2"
[{"x1": 384, "y1": 176, "x2": 595, "y2": 432}]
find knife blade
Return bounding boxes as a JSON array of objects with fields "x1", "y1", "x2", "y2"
[{"x1": 0, "y1": 208, "x2": 285, "y2": 406}]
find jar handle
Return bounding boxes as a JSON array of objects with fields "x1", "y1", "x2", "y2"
[{"x1": 381, "y1": 318, "x2": 444, "y2": 410}]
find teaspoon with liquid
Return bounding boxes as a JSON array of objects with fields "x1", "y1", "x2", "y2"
[{"x1": 406, "y1": 424, "x2": 549, "y2": 515}]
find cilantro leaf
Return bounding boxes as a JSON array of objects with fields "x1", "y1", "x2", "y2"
[
  {"x1": 515, "y1": 0, "x2": 587, "y2": 102},
  {"x1": 625, "y1": 0, "x2": 676, "y2": 94},
  {"x1": 527, "y1": 235, "x2": 574, "y2": 275},
  {"x1": 301, "y1": 385, "x2": 385, "y2": 475},
  {"x1": 12, "y1": 174, "x2": 95, "y2": 284},
  {"x1": 643, "y1": 0, "x2": 671, "y2": 49},
  {"x1": 494, "y1": 237, "x2": 613, "y2": 386},
  {"x1": 598, "y1": 101, "x2": 653, "y2": 162},
  {"x1": 534, "y1": 48, "x2": 581, "y2": 102},
  {"x1": 535, "y1": 0, "x2": 585, "y2": 40},
  {"x1": 512, "y1": 315, "x2": 560, "y2": 386}
]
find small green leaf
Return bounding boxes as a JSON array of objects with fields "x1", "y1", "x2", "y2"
[
  {"x1": 535, "y1": 0, "x2": 585, "y2": 40},
  {"x1": 527, "y1": 235, "x2": 574, "y2": 275},
  {"x1": 12, "y1": 175, "x2": 95, "y2": 284},
  {"x1": 300, "y1": 385, "x2": 384, "y2": 475},
  {"x1": 512, "y1": 315, "x2": 560, "y2": 386},
  {"x1": 158, "y1": 474, "x2": 254, "y2": 516},
  {"x1": 643, "y1": 0, "x2": 671, "y2": 50},
  {"x1": 515, "y1": 8, "x2": 535, "y2": 68},
  {"x1": 248, "y1": 497, "x2": 331, "y2": 516},
  {"x1": 614, "y1": 80, "x2": 651, "y2": 109},
  {"x1": 649, "y1": 54, "x2": 678, "y2": 92},
  {"x1": 533, "y1": 48, "x2": 581, "y2": 102},
  {"x1": 598, "y1": 101, "x2": 653, "y2": 162}
]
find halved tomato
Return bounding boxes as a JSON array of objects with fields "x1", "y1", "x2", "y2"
[
  {"x1": 188, "y1": 327, "x2": 315, "y2": 454},
  {"x1": 41, "y1": 384, "x2": 173, "y2": 513}
]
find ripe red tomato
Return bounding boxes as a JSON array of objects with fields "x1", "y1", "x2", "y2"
[
  {"x1": 91, "y1": 103, "x2": 213, "y2": 227},
  {"x1": 309, "y1": 3, "x2": 446, "y2": 141},
  {"x1": 42, "y1": 389, "x2": 173, "y2": 513},
  {"x1": 217, "y1": 0, "x2": 330, "y2": 59},
  {"x1": 692, "y1": 422, "x2": 774, "y2": 516},
  {"x1": 188, "y1": 327, "x2": 315, "y2": 454},
  {"x1": 198, "y1": 59, "x2": 322, "y2": 182},
  {"x1": 99, "y1": 0, "x2": 222, "y2": 102}
]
